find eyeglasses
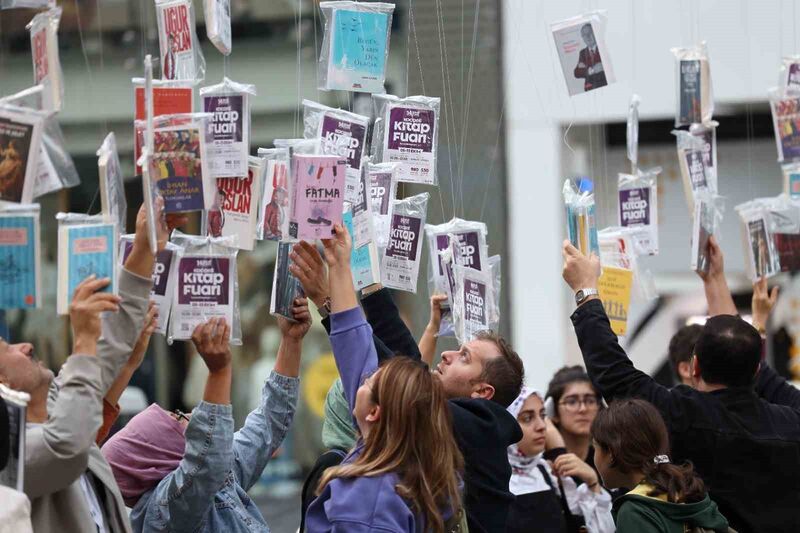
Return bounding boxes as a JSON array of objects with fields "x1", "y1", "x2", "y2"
[
  {"x1": 559, "y1": 395, "x2": 599, "y2": 412},
  {"x1": 172, "y1": 409, "x2": 190, "y2": 423}
]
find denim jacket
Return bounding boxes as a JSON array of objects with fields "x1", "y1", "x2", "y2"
[{"x1": 130, "y1": 371, "x2": 299, "y2": 532}]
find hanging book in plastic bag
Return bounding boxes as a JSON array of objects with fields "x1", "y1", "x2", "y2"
[
  {"x1": 257, "y1": 147, "x2": 291, "y2": 241},
  {"x1": 452, "y1": 263, "x2": 498, "y2": 344},
  {"x1": 156, "y1": 0, "x2": 206, "y2": 81},
  {"x1": 381, "y1": 192, "x2": 429, "y2": 293},
  {"x1": 271, "y1": 241, "x2": 305, "y2": 322},
  {"x1": 373, "y1": 94, "x2": 440, "y2": 185},
  {"x1": 598, "y1": 226, "x2": 658, "y2": 302},
  {"x1": 627, "y1": 94, "x2": 640, "y2": 172},
  {"x1": 343, "y1": 204, "x2": 381, "y2": 290},
  {"x1": 618, "y1": 168, "x2": 660, "y2": 256},
  {"x1": 425, "y1": 218, "x2": 489, "y2": 297},
  {"x1": 303, "y1": 99, "x2": 369, "y2": 202},
  {"x1": 779, "y1": 56, "x2": 800, "y2": 95},
  {"x1": 783, "y1": 162, "x2": 800, "y2": 199},
  {"x1": 204, "y1": 0, "x2": 231, "y2": 56},
  {"x1": 550, "y1": 10, "x2": 615, "y2": 96},
  {"x1": 690, "y1": 121, "x2": 718, "y2": 184},
  {"x1": 207, "y1": 156, "x2": 265, "y2": 251},
  {"x1": 120, "y1": 235, "x2": 180, "y2": 335},
  {"x1": 27, "y1": 7, "x2": 63, "y2": 112},
  {"x1": 201, "y1": 77, "x2": 254, "y2": 179},
  {"x1": 318, "y1": 1, "x2": 395, "y2": 93},
  {"x1": 98, "y1": 132, "x2": 128, "y2": 232},
  {"x1": 674, "y1": 129, "x2": 714, "y2": 213},
  {"x1": 769, "y1": 87, "x2": 800, "y2": 162},
  {"x1": 563, "y1": 177, "x2": 599, "y2": 257},
  {"x1": 56, "y1": 213, "x2": 118, "y2": 316},
  {"x1": 169, "y1": 231, "x2": 241, "y2": 345},
  {"x1": 766, "y1": 195, "x2": 800, "y2": 273},
  {"x1": 288, "y1": 154, "x2": 347, "y2": 240},
  {"x1": 690, "y1": 193, "x2": 723, "y2": 275},
  {"x1": 0, "y1": 203, "x2": 40, "y2": 310},
  {"x1": 0, "y1": 104, "x2": 45, "y2": 204},
  {"x1": 735, "y1": 201, "x2": 781, "y2": 281},
  {"x1": 367, "y1": 161, "x2": 398, "y2": 250},
  {"x1": 0, "y1": 384, "x2": 29, "y2": 492},
  {"x1": 597, "y1": 264, "x2": 634, "y2": 337},
  {"x1": 672, "y1": 42, "x2": 713, "y2": 127}
]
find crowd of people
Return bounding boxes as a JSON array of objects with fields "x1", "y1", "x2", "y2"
[{"x1": 1, "y1": 202, "x2": 799, "y2": 533}]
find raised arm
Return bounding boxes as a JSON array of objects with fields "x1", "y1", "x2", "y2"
[
  {"x1": 418, "y1": 294, "x2": 448, "y2": 366},
  {"x1": 698, "y1": 236, "x2": 738, "y2": 317},
  {"x1": 25, "y1": 277, "x2": 122, "y2": 498},
  {"x1": 360, "y1": 284, "x2": 423, "y2": 361},
  {"x1": 232, "y1": 299, "x2": 310, "y2": 491}
]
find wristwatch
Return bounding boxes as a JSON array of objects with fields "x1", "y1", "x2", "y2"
[{"x1": 575, "y1": 288, "x2": 599, "y2": 306}]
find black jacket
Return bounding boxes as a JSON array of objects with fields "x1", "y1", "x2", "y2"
[
  {"x1": 572, "y1": 299, "x2": 800, "y2": 533},
  {"x1": 364, "y1": 288, "x2": 523, "y2": 533}
]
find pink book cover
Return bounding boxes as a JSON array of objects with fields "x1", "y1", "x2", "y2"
[{"x1": 288, "y1": 154, "x2": 346, "y2": 240}]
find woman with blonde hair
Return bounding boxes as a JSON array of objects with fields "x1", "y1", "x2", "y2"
[{"x1": 305, "y1": 224, "x2": 464, "y2": 533}]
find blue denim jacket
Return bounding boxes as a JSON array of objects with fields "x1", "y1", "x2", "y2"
[{"x1": 130, "y1": 371, "x2": 299, "y2": 532}]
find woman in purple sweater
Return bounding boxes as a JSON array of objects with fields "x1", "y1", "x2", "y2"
[{"x1": 305, "y1": 224, "x2": 464, "y2": 533}]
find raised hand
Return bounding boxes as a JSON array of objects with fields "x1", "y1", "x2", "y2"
[
  {"x1": 289, "y1": 241, "x2": 329, "y2": 309},
  {"x1": 752, "y1": 277, "x2": 780, "y2": 333},
  {"x1": 191, "y1": 318, "x2": 232, "y2": 374},
  {"x1": 278, "y1": 297, "x2": 312, "y2": 340},
  {"x1": 70, "y1": 276, "x2": 121, "y2": 356},
  {"x1": 321, "y1": 223, "x2": 352, "y2": 270},
  {"x1": 698, "y1": 235, "x2": 725, "y2": 282},
  {"x1": 552, "y1": 453, "x2": 601, "y2": 492},
  {"x1": 561, "y1": 240, "x2": 601, "y2": 293},
  {"x1": 129, "y1": 301, "x2": 158, "y2": 370},
  {"x1": 427, "y1": 294, "x2": 448, "y2": 332}
]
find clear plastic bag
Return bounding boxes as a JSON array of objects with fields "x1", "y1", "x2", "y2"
[
  {"x1": 769, "y1": 87, "x2": 800, "y2": 162},
  {"x1": 380, "y1": 192, "x2": 429, "y2": 293},
  {"x1": 735, "y1": 199, "x2": 781, "y2": 281},
  {"x1": 27, "y1": 7, "x2": 63, "y2": 112},
  {"x1": 1, "y1": 0, "x2": 52, "y2": 8},
  {"x1": 156, "y1": 0, "x2": 206, "y2": 82},
  {"x1": 256, "y1": 147, "x2": 291, "y2": 241},
  {"x1": 550, "y1": 10, "x2": 615, "y2": 96},
  {"x1": 671, "y1": 42, "x2": 713, "y2": 127},
  {"x1": 765, "y1": 195, "x2": 800, "y2": 274},
  {"x1": 689, "y1": 121, "x2": 718, "y2": 185},
  {"x1": 563, "y1": 178, "x2": 599, "y2": 257},
  {"x1": 206, "y1": 155, "x2": 265, "y2": 251},
  {"x1": 0, "y1": 202, "x2": 41, "y2": 310},
  {"x1": 598, "y1": 226, "x2": 658, "y2": 301},
  {"x1": 271, "y1": 241, "x2": 305, "y2": 321},
  {"x1": 783, "y1": 161, "x2": 800, "y2": 199},
  {"x1": 168, "y1": 231, "x2": 241, "y2": 345},
  {"x1": 0, "y1": 103, "x2": 46, "y2": 204},
  {"x1": 318, "y1": 1, "x2": 395, "y2": 93},
  {"x1": 0, "y1": 383, "x2": 29, "y2": 492},
  {"x1": 97, "y1": 132, "x2": 128, "y2": 232},
  {"x1": 140, "y1": 55, "x2": 159, "y2": 255},
  {"x1": 201, "y1": 77, "x2": 255, "y2": 178},
  {"x1": 372, "y1": 94, "x2": 440, "y2": 185},
  {"x1": 287, "y1": 154, "x2": 347, "y2": 240},
  {"x1": 779, "y1": 56, "x2": 800, "y2": 95},
  {"x1": 303, "y1": 99, "x2": 370, "y2": 202},
  {"x1": 690, "y1": 192, "x2": 724, "y2": 275},
  {"x1": 119, "y1": 235, "x2": 180, "y2": 335},
  {"x1": 674, "y1": 128, "x2": 715, "y2": 212},
  {"x1": 617, "y1": 167, "x2": 660, "y2": 256},
  {"x1": 367, "y1": 160, "x2": 399, "y2": 251},
  {"x1": 451, "y1": 263, "x2": 499, "y2": 344},
  {"x1": 343, "y1": 201, "x2": 381, "y2": 291},
  {"x1": 56, "y1": 213, "x2": 118, "y2": 315},
  {"x1": 204, "y1": 0, "x2": 231, "y2": 56},
  {"x1": 425, "y1": 218, "x2": 489, "y2": 297},
  {"x1": 627, "y1": 94, "x2": 640, "y2": 172}
]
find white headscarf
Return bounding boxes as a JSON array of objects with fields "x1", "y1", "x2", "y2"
[{"x1": 506, "y1": 387, "x2": 555, "y2": 495}]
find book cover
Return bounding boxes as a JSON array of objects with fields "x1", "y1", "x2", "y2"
[
  {"x1": 0, "y1": 391, "x2": 25, "y2": 491},
  {"x1": 29, "y1": 9, "x2": 61, "y2": 111},
  {"x1": 270, "y1": 241, "x2": 305, "y2": 321},
  {"x1": 747, "y1": 217, "x2": 779, "y2": 279},
  {"x1": 771, "y1": 95, "x2": 800, "y2": 161},
  {"x1": 57, "y1": 222, "x2": 117, "y2": 315},
  {"x1": 288, "y1": 154, "x2": 346, "y2": 240},
  {"x1": 618, "y1": 186, "x2": 658, "y2": 255},
  {"x1": 460, "y1": 276, "x2": 489, "y2": 341},
  {"x1": 0, "y1": 110, "x2": 42, "y2": 204},
  {"x1": 552, "y1": 19, "x2": 612, "y2": 96},
  {"x1": 774, "y1": 232, "x2": 800, "y2": 272},
  {"x1": 98, "y1": 133, "x2": 127, "y2": 232},
  {"x1": 203, "y1": 92, "x2": 248, "y2": 178},
  {"x1": 149, "y1": 123, "x2": 211, "y2": 213},
  {"x1": 343, "y1": 208, "x2": 381, "y2": 290},
  {"x1": 318, "y1": 112, "x2": 368, "y2": 202},
  {"x1": 381, "y1": 212, "x2": 423, "y2": 292},
  {"x1": 120, "y1": 236, "x2": 178, "y2": 335},
  {"x1": 597, "y1": 266, "x2": 633, "y2": 336},
  {"x1": 679, "y1": 59, "x2": 702, "y2": 125},
  {"x1": 172, "y1": 255, "x2": 233, "y2": 339},
  {"x1": 383, "y1": 104, "x2": 436, "y2": 184},
  {"x1": 207, "y1": 157, "x2": 264, "y2": 250},
  {"x1": 259, "y1": 158, "x2": 289, "y2": 241},
  {"x1": 156, "y1": 0, "x2": 198, "y2": 81},
  {"x1": 0, "y1": 213, "x2": 39, "y2": 309},
  {"x1": 326, "y1": 8, "x2": 390, "y2": 93},
  {"x1": 134, "y1": 83, "x2": 194, "y2": 175},
  {"x1": 690, "y1": 199, "x2": 712, "y2": 274}
]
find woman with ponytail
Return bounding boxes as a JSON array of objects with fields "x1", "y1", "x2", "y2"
[{"x1": 591, "y1": 399, "x2": 730, "y2": 533}]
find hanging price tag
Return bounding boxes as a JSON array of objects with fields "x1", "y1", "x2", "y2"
[{"x1": 597, "y1": 266, "x2": 633, "y2": 336}]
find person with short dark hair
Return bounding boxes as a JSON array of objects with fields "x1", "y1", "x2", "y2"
[
  {"x1": 562, "y1": 240, "x2": 800, "y2": 533},
  {"x1": 545, "y1": 366, "x2": 601, "y2": 465},
  {"x1": 667, "y1": 325, "x2": 703, "y2": 386},
  {"x1": 592, "y1": 399, "x2": 730, "y2": 533}
]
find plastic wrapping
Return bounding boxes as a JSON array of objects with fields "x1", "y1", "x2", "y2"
[
  {"x1": 343, "y1": 202, "x2": 381, "y2": 290},
  {"x1": 690, "y1": 192, "x2": 723, "y2": 275},
  {"x1": 735, "y1": 200, "x2": 781, "y2": 281},
  {"x1": 256, "y1": 147, "x2": 291, "y2": 241},
  {"x1": 119, "y1": 235, "x2": 179, "y2": 335},
  {"x1": 674, "y1": 128, "x2": 715, "y2": 212},
  {"x1": 56, "y1": 213, "x2": 118, "y2": 316},
  {"x1": 318, "y1": 1, "x2": 395, "y2": 93},
  {"x1": 452, "y1": 263, "x2": 499, "y2": 344},
  {"x1": 380, "y1": 192, "x2": 429, "y2": 293},
  {"x1": 271, "y1": 241, "x2": 305, "y2": 321},
  {"x1": 627, "y1": 94, "x2": 640, "y2": 171},
  {"x1": 0, "y1": 202, "x2": 40, "y2": 309},
  {"x1": 27, "y1": 7, "x2": 63, "y2": 112},
  {"x1": 1, "y1": 0, "x2": 52, "y2": 8},
  {"x1": 671, "y1": 42, "x2": 713, "y2": 127},
  {"x1": 0, "y1": 103, "x2": 46, "y2": 204},
  {"x1": 767, "y1": 196, "x2": 800, "y2": 273},
  {"x1": 141, "y1": 55, "x2": 159, "y2": 256},
  {"x1": 598, "y1": 227, "x2": 657, "y2": 302},
  {"x1": 204, "y1": 0, "x2": 231, "y2": 56},
  {"x1": 148, "y1": 112, "x2": 215, "y2": 213},
  {"x1": 597, "y1": 264, "x2": 634, "y2": 337},
  {"x1": 425, "y1": 218, "x2": 489, "y2": 297},
  {"x1": 206, "y1": 156, "x2": 264, "y2": 250},
  {"x1": 303, "y1": 99, "x2": 370, "y2": 202},
  {"x1": 783, "y1": 162, "x2": 800, "y2": 199},
  {"x1": 689, "y1": 121, "x2": 718, "y2": 185},
  {"x1": 156, "y1": 0, "x2": 206, "y2": 81},
  {"x1": 550, "y1": 10, "x2": 615, "y2": 96},
  {"x1": 372, "y1": 94, "x2": 440, "y2": 185},
  {"x1": 563, "y1": 178, "x2": 599, "y2": 257},
  {"x1": 97, "y1": 132, "x2": 127, "y2": 232},
  {"x1": 168, "y1": 231, "x2": 241, "y2": 345},
  {"x1": 367, "y1": 160, "x2": 398, "y2": 250},
  {"x1": 779, "y1": 56, "x2": 800, "y2": 95},
  {"x1": 617, "y1": 167, "x2": 660, "y2": 256},
  {"x1": 201, "y1": 77, "x2": 254, "y2": 178},
  {"x1": 287, "y1": 154, "x2": 347, "y2": 240},
  {"x1": 769, "y1": 87, "x2": 800, "y2": 162},
  {"x1": 0, "y1": 384, "x2": 29, "y2": 492}
]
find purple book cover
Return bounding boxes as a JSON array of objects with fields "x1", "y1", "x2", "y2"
[
  {"x1": 370, "y1": 171, "x2": 393, "y2": 215},
  {"x1": 619, "y1": 188, "x2": 650, "y2": 227},
  {"x1": 319, "y1": 114, "x2": 367, "y2": 172},
  {"x1": 288, "y1": 154, "x2": 347, "y2": 240},
  {"x1": 434, "y1": 232, "x2": 482, "y2": 276},
  {"x1": 384, "y1": 105, "x2": 436, "y2": 184},
  {"x1": 177, "y1": 256, "x2": 230, "y2": 305},
  {"x1": 464, "y1": 278, "x2": 488, "y2": 332},
  {"x1": 386, "y1": 214, "x2": 422, "y2": 261}
]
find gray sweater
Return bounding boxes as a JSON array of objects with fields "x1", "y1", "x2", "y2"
[{"x1": 25, "y1": 269, "x2": 151, "y2": 533}]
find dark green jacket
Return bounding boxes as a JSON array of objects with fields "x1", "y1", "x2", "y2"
[{"x1": 613, "y1": 484, "x2": 730, "y2": 533}]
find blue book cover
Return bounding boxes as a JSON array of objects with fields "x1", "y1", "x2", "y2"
[
  {"x1": 0, "y1": 215, "x2": 38, "y2": 309},
  {"x1": 328, "y1": 8, "x2": 390, "y2": 92},
  {"x1": 343, "y1": 209, "x2": 380, "y2": 290},
  {"x1": 58, "y1": 223, "x2": 117, "y2": 314}
]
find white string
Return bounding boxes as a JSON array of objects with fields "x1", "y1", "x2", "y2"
[
  {"x1": 294, "y1": 0, "x2": 303, "y2": 137},
  {"x1": 434, "y1": 0, "x2": 458, "y2": 219},
  {"x1": 457, "y1": 0, "x2": 480, "y2": 215}
]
